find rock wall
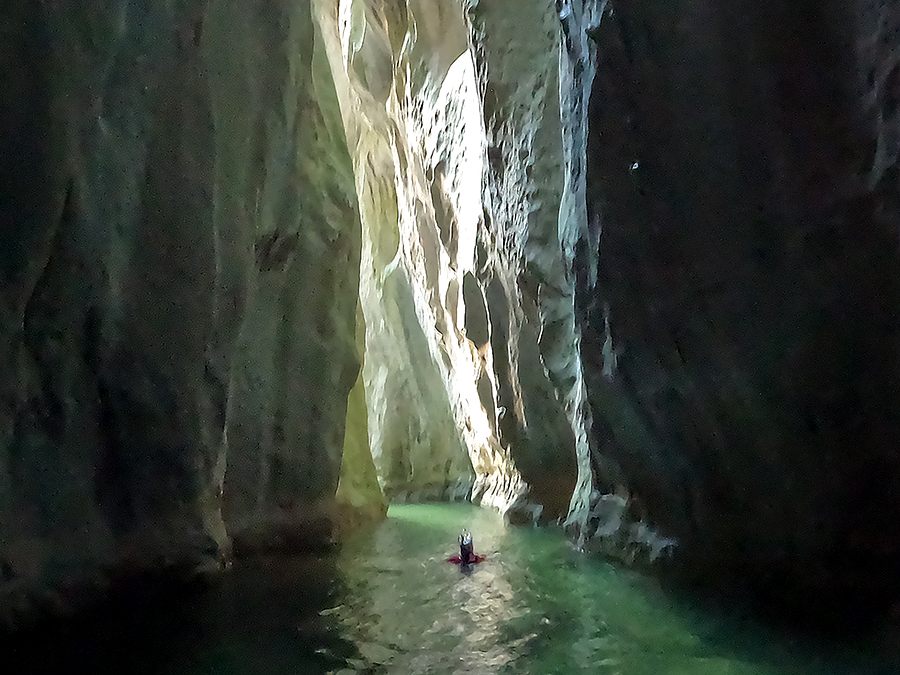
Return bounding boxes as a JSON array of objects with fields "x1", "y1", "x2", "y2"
[
  {"x1": 466, "y1": 0, "x2": 584, "y2": 524},
  {"x1": 0, "y1": 0, "x2": 379, "y2": 624},
  {"x1": 2, "y1": 0, "x2": 899, "y2": 624},
  {"x1": 568, "y1": 0, "x2": 900, "y2": 608},
  {"x1": 336, "y1": 307, "x2": 389, "y2": 531},
  {"x1": 322, "y1": 0, "x2": 900, "y2": 611},
  {"x1": 315, "y1": 0, "x2": 586, "y2": 522},
  {"x1": 315, "y1": 0, "x2": 490, "y2": 505}
]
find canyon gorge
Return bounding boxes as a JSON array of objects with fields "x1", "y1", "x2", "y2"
[{"x1": 1, "y1": 0, "x2": 900, "y2": 632}]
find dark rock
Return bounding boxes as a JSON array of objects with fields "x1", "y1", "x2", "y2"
[
  {"x1": 570, "y1": 0, "x2": 900, "y2": 609},
  {"x1": 0, "y1": 0, "x2": 363, "y2": 626}
]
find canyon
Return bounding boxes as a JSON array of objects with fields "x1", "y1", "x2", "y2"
[{"x1": 1, "y1": 0, "x2": 899, "y2": 628}]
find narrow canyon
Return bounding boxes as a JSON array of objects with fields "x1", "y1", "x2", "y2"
[{"x1": 2, "y1": 0, "x2": 899, "y2": 634}]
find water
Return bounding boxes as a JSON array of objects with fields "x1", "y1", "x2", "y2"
[{"x1": 7, "y1": 504, "x2": 897, "y2": 674}]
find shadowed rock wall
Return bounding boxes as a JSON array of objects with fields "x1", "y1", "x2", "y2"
[
  {"x1": 0, "y1": 0, "x2": 378, "y2": 624},
  {"x1": 568, "y1": 0, "x2": 900, "y2": 609}
]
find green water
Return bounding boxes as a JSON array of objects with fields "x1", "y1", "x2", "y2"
[
  {"x1": 8, "y1": 504, "x2": 896, "y2": 673},
  {"x1": 333, "y1": 504, "x2": 890, "y2": 675}
]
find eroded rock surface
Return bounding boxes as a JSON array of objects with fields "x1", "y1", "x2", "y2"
[
  {"x1": 324, "y1": 0, "x2": 900, "y2": 611},
  {"x1": 0, "y1": 0, "x2": 377, "y2": 624},
  {"x1": 569, "y1": 0, "x2": 900, "y2": 608},
  {"x1": 316, "y1": 0, "x2": 586, "y2": 522}
]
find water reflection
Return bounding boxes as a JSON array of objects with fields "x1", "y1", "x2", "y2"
[
  {"x1": 335, "y1": 504, "x2": 897, "y2": 675},
  {"x1": 334, "y1": 500, "x2": 528, "y2": 673},
  {"x1": 3, "y1": 555, "x2": 360, "y2": 675},
  {"x1": 3, "y1": 504, "x2": 898, "y2": 674}
]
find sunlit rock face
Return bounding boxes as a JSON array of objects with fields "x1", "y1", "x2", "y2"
[
  {"x1": 336, "y1": 310, "x2": 389, "y2": 532},
  {"x1": 315, "y1": 0, "x2": 479, "y2": 504},
  {"x1": 315, "y1": 0, "x2": 582, "y2": 521},
  {"x1": 567, "y1": 0, "x2": 900, "y2": 608},
  {"x1": 0, "y1": 0, "x2": 374, "y2": 623}
]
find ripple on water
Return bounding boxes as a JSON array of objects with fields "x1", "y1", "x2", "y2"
[
  {"x1": 330, "y1": 504, "x2": 894, "y2": 675},
  {"x1": 3, "y1": 503, "x2": 896, "y2": 674}
]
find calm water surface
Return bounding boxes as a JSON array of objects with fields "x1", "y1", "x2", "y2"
[{"x1": 9, "y1": 504, "x2": 897, "y2": 674}]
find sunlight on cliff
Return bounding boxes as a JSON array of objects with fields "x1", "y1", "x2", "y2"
[{"x1": 320, "y1": 0, "x2": 528, "y2": 514}]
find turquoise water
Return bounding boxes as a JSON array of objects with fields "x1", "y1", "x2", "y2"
[
  {"x1": 333, "y1": 504, "x2": 891, "y2": 675},
  {"x1": 7, "y1": 503, "x2": 896, "y2": 673}
]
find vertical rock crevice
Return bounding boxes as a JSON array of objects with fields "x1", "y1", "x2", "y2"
[{"x1": 315, "y1": 0, "x2": 588, "y2": 522}]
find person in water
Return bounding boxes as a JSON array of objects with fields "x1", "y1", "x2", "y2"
[
  {"x1": 459, "y1": 531, "x2": 474, "y2": 565},
  {"x1": 447, "y1": 530, "x2": 485, "y2": 566}
]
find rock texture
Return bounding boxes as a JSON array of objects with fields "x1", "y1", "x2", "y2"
[
  {"x1": 2, "y1": 0, "x2": 900, "y2": 624},
  {"x1": 0, "y1": 0, "x2": 380, "y2": 624},
  {"x1": 315, "y1": 0, "x2": 585, "y2": 522},
  {"x1": 569, "y1": 0, "x2": 900, "y2": 608},
  {"x1": 336, "y1": 308, "x2": 389, "y2": 532},
  {"x1": 314, "y1": 0, "x2": 486, "y2": 505},
  {"x1": 323, "y1": 0, "x2": 900, "y2": 611}
]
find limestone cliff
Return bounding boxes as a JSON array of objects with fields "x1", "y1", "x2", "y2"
[
  {"x1": 315, "y1": 0, "x2": 584, "y2": 522},
  {"x1": 315, "y1": 0, "x2": 485, "y2": 506},
  {"x1": 0, "y1": 0, "x2": 378, "y2": 624},
  {"x1": 320, "y1": 0, "x2": 900, "y2": 611}
]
